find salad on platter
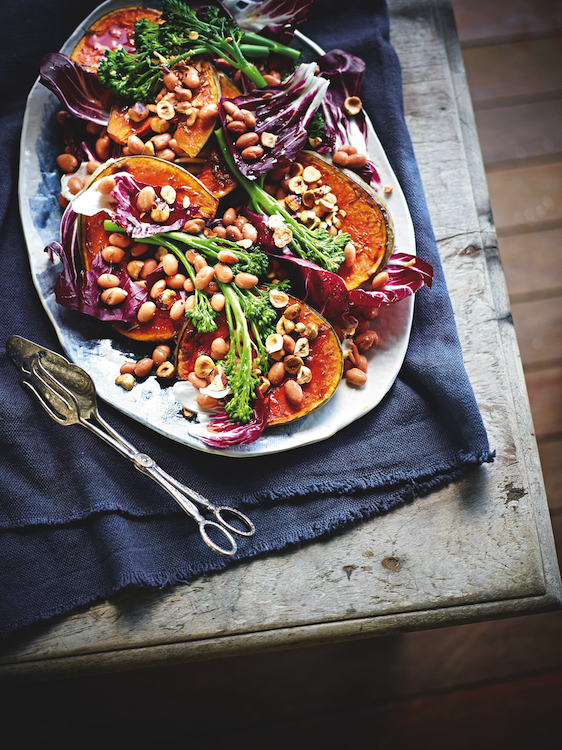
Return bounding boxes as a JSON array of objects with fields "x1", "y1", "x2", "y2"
[{"x1": 34, "y1": 0, "x2": 433, "y2": 451}]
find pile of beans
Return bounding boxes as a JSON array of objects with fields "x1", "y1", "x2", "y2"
[
  {"x1": 116, "y1": 344, "x2": 174, "y2": 391},
  {"x1": 186, "y1": 292, "x2": 321, "y2": 412},
  {"x1": 55, "y1": 60, "x2": 221, "y2": 204},
  {"x1": 222, "y1": 100, "x2": 276, "y2": 164},
  {"x1": 341, "y1": 306, "x2": 380, "y2": 387},
  {"x1": 100, "y1": 215, "x2": 263, "y2": 330}
]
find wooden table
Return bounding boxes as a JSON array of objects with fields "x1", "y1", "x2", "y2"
[{"x1": 2, "y1": 0, "x2": 560, "y2": 682}]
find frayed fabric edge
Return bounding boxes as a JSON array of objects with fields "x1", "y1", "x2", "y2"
[
  {"x1": 0, "y1": 447, "x2": 495, "y2": 530},
  {"x1": 0, "y1": 448, "x2": 494, "y2": 641}
]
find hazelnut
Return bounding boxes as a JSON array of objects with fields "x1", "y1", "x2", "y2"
[
  {"x1": 115, "y1": 373, "x2": 135, "y2": 390},
  {"x1": 343, "y1": 96, "x2": 363, "y2": 115}
]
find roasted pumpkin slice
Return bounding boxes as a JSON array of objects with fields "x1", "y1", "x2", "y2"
[
  {"x1": 70, "y1": 7, "x2": 161, "y2": 74},
  {"x1": 266, "y1": 298, "x2": 343, "y2": 427},
  {"x1": 217, "y1": 71, "x2": 241, "y2": 99},
  {"x1": 173, "y1": 60, "x2": 221, "y2": 157},
  {"x1": 80, "y1": 156, "x2": 219, "y2": 342},
  {"x1": 295, "y1": 152, "x2": 394, "y2": 290},
  {"x1": 197, "y1": 143, "x2": 238, "y2": 199},
  {"x1": 175, "y1": 295, "x2": 343, "y2": 428},
  {"x1": 191, "y1": 73, "x2": 240, "y2": 198},
  {"x1": 107, "y1": 102, "x2": 154, "y2": 145}
]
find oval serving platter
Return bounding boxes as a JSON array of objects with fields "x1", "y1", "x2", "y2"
[{"x1": 18, "y1": 0, "x2": 416, "y2": 457}]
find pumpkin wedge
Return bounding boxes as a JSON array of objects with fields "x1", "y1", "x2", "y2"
[
  {"x1": 194, "y1": 72, "x2": 241, "y2": 198},
  {"x1": 106, "y1": 102, "x2": 155, "y2": 145},
  {"x1": 172, "y1": 60, "x2": 221, "y2": 157},
  {"x1": 71, "y1": 7, "x2": 161, "y2": 74},
  {"x1": 293, "y1": 152, "x2": 394, "y2": 290},
  {"x1": 80, "y1": 156, "x2": 219, "y2": 342},
  {"x1": 196, "y1": 142, "x2": 238, "y2": 199},
  {"x1": 175, "y1": 294, "x2": 343, "y2": 427}
]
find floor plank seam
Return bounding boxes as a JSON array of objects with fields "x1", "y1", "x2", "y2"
[
  {"x1": 485, "y1": 153, "x2": 562, "y2": 173},
  {"x1": 473, "y1": 90, "x2": 562, "y2": 111},
  {"x1": 523, "y1": 359, "x2": 562, "y2": 374},
  {"x1": 509, "y1": 288, "x2": 562, "y2": 305},
  {"x1": 496, "y1": 218, "x2": 562, "y2": 238},
  {"x1": 460, "y1": 28, "x2": 562, "y2": 50}
]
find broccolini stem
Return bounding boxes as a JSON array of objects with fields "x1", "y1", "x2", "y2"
[
  {"x1": 241, "y1": 32, "x2": 302, "y2": 61},
  {"x1": 104, "y1": 222, "x2": 234, "y2": 265},
  {"x1": 214, "y1": 129, "x2": 349, "y2": 272},
  {"x1": 220, "y1": 282, "x2": 258, "y2": 423}
]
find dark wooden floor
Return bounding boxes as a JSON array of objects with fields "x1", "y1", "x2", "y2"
[{"x1": 2, "y1": 2, "x2": 561, "y2": 747}]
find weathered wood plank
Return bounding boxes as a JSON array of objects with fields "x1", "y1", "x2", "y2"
[
  {"x1": 6, "y1": 652, "x2": 562, "y2": 747},
  {"x1": 498, "y1": 228, "x2": 562, "y2": 298},
  {"x1": 451, "y1": 0, "x2": 562, "y2": 44},
  {"x1": 1, "y1": 0, "x2": 559, "y2": 680},
  {"x1": 3, "y1": 593, "x2": 562, "y2": 742},
  {"x1": 475, "y1": 99, "x2": 562, "y2": 165},
  {"x1": 485, "y1": 161, "x2": 562, "y2": 233},
  {"x1": 462, "y1": 36, "x2": 562, "y2": 106}
]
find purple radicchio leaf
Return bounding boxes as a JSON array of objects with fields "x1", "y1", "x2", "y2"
[
  {"x1": 200, "y1": 390, "x2": 270, "y2": 447},
  {"x1": 349, "y1": 253, "x2": 434, "y2": 308},
  {"x1": 239, "y1": 207, "x2": 282, "y2": 252},
  {"x1": 220, "y1": 62, "x2": 329, "y2": 180},
  {"x1": 110, "y1": 173, "x2": 196, "y2": 238},
  {"x1": 240, "y1": 211, "x2": 431, "y2": 320},
  {"x1": 46, "y1": 205, "x2": 149, "y2": 323},
  {"x1": 223, "y1": 0, "x2": 312, "y2": 40},
  {"x1": 70, "y1": 172, "x2": 197, "y2": 239},
  {"x1": 316, "y1": 50, "x2": 380, "y2": 186},
  {"x1": 46, "y1": 206, "x2": 82, "y2": 310},
  {"x1": 78, "y1": 253, "x2": 149, "y2": 322},
  {"x1": 40, "y1": 53, "x2": 110, "y2": 126},
  {"x1": 61, "y1": 115, "x2": 100, "y2": 164}
]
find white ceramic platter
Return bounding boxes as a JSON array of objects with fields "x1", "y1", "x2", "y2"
[{"x1": 18, "y1": 0, "x2": 416, "y2": 457}]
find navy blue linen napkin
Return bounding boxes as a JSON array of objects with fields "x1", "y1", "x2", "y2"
[{"x1": 0, "y1": 0, "x2": 493, "y2": 639}]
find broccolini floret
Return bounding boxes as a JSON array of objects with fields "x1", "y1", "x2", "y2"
[
  {"x1": 97, "y1": 0, "x2": 300, "y2": 102},
  {"x1": 215, "y1": 129, "x2": 350, "y2": 273},
  {"x1": 97, "y1": 49, "x2": 163, "y2": 104}
]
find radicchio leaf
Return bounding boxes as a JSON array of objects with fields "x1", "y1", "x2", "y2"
[
  {"x1": 70, "y1": 172, "x2": 197, "y2": 239},
  {"x1": 110, "y1": 173, "x2": 195, "y2": 238},
  {"x1": 40, "y1": 53, "x2": 110, "y2": 126},
  {"x1": 46, "y1": 205, "x2": 148, "y2": 323},
  {"x1": 317, "y1": 50, "x2": 380, "y2": 186},
  {"x1": 78, "y1": 253, "x2": 149, "y2": 322},
  {"x1": 349, "y1": 254, "x2": 434, "y2": 308},
  {"x1": 242, "y1": 208, "x2": 432, "y2": 314},
  {"x1": 220, "y1": 62, "x2": 329, "y2": 180},
  {"x1": 200, "y1": 390, "x2": 270, "y2": 447},
  {"x1": 223, "y1": 0, "x2": 312, "y2": 38}
]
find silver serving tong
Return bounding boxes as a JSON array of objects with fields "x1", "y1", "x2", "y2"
[{"x1": 6, "y1": 335, "x2": 255, "y2": 556}]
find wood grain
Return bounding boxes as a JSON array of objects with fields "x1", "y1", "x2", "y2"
[
  {"x1": 485, "y1": 161, "x2": 562, "y2": 232},
  {"x1": 474, "y1": 99, "x2": 562, "y2": 165},
  {"x1": 452, "y1": 0, "x2": 562, "y2": 44},
  {"x1": 463, "y1": 36, "x2": 562, "y2": 107},
  {"x1": 498, "y1": 228, "x2": 562, "y2": 298}
]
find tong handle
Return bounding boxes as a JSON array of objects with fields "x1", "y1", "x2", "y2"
[{"x1": 82, "y1": 413, "x2": 240, "y2": 556}]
